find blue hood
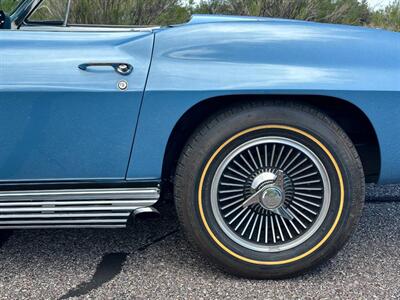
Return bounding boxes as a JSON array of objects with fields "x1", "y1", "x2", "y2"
[{"x1": 186, "y1": 14, "x2": 399, "y2": 34}]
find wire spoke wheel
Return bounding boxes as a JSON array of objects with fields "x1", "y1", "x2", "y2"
[
  {"x1": 211, "y1": 136, "x2": 331, "y2": 252},
  {"x1": 176, "y1": 103, "x2": 365, "y2": 278}
]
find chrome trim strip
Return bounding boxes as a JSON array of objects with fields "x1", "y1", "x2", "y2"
[
  {"x1": 0, "y1": 200, "x2": 155, "y2": 207},
  {"x1": 0, "y1": 225, "x2": 126, "y2": 229},
  {"x1": 0, "y1": 205, "x2": 153, "y2": 213},
  {"x1": 0, "y1": 219, "x2": 127, "y2": 225},
  {"x1": 0, "y1": 213, "x2": 131, "y2": 219},
  {"x1": 0, "y1": 188, "x2": 159, "y2": 201}
]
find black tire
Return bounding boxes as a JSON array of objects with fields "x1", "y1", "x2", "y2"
[{"x1": 175, "y1": 101, "x2": 365, "y2": 279}]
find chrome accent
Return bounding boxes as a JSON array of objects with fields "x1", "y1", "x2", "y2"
[
  {"x1": 0, "y1": 187, "x2": 159, "y2": 229},
  {"x1": 243, "y1": 171, "x2": 289, "y2": 215},
  {"x1": 78, "y1": 63, "x2": 133, "y2": 76},
  {"x1": 0, "y1": 225, "x2": 126, "y2": 229},
  {"x1": 261, "y1": 187, "x2": 283, "y2": 210},
  {"x1": 118, "y1": 80, "x2": 128, "y2": 91},
  {"x1": 250, "y1": 172, "x2": 277, "y2": 190},
  {"x1": 0, "y1": 188, "x2": 157, "y2": 201},
  {"x1": 211, "y1": 137, "x2": 331, "y2": 252},
  {"x1": 134, "y1": 207, "x2": 160, "y2": 216},
  {"x1": 19, "y1": 25, "x2": 158, "y2": 32},
  {"x1": 63, "y1": 0, "x2": 72, "y2": 26},
  {"x1": 0, "y1": 213, "x2": 130, "y2": 219}
]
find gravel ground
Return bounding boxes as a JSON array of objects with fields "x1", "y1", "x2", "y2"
[{"x1": 0, "y1": 185, "x2": 399, "y2": 300}]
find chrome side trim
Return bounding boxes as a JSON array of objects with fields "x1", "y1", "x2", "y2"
[
  {"x1": 0, "y1": 200, "x2": 154, "y2": 207},
  {"x1": 0, "y1": 188, "x2": 158, "y2": 201},
  {"x1": 0, "y1": 187, "x2": 159, "y2": 229},
  {"x1": 0, "y1": 219, "x2": 128, "y2": 225},
  {"x1": 0, "y1": 213, "x2": 131, "y2": 219},
  {"x1": 0, "y1": 225, "x2": 127, "y2": 229},
  {"x1": 0, "y1": 205, "x2": 153, "y2": 213}
]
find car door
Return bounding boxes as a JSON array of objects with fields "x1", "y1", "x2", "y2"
[{"x1": 0, "y1": 29, "x2": 154, "y2": 182}]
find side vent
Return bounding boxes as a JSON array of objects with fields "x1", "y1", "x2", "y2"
[{"x1": 0, "y1": 188, "x2": 159, "y2": 229}]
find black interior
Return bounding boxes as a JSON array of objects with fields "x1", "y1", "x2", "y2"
[{"x1": 0, "y1": 10, "x2": 11, "y2": 29}]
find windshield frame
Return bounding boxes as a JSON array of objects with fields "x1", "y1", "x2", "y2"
[{"x1": 7, "y1": 0, "x2": 40, "y2": 28}]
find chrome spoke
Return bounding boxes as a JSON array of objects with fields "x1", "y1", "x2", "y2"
[
  {"x1": 286, "y1": 158, "x2": 307, "y2": 174},
  {"x1": 290, "y1": 164, "x2": 313, "y2": 177},
  {"x1": 289, "y1": 219, "x2": 301, "y2": 234},
  {"x1": 240, "y1": 154, "x2": 255, "y2": 172},
  {"x1": 283, "y1": 152, "x2": 301, "y2": 171},
  {"x1": 219, "y1": 188, "x2": 244, "y2": 194},
  {"x1": 295, "y1": 187, "x2": 323, "y2": 191},
  {"x1": 223, "y1": 174, "x2": 246, "y2": 183},
  {"x1": 221, "y1": 182, "x2": 245, "y2": 187},
  {"x1": 228, "y1": 167, "x2": 248, "y2": 178},
  {"x1": 289, "y1": 205, "x2": 313, "y2": 222},
  {"x1": 228, "y1": 207, "x2": 247, "y2": 224},
  {"x1": 256, "y1": 146, "x2": 264, "y2": 169},
  {"x1": 234, "y1": 210, "x2": 251, "y2": 231},
  {"x1": 224, "y1": 204, "x2": 244, "y2": 218},
  {"x1": 271, "y1": 215, "x2": 277, "y2": 243},
  {"x1": 281, "y1": 216, "x2": 293, "y2": 239},
  {"x1": 219, "y1": 193, "x2": 243, "y2": 202},
  {"x1": 257, "y1": 215, "x2": 264, "y2": 242},
  {"x1": 292, "y1": 171, "x2": 318, "y2": 181},
  {"x1": 232, "y1": 161, "x2": 251, "y2": 175},
  {"x1": 275, "y1": 215, "x2": 285, "y2": 242},
  {"x1": 275, "y1": 145, "x2": 285, "y2": 168},
  {"x1": 293, "y1": 196, "x2": 321, "y2": 207},
  {"x1": 270, "y1": 144, "x2": 276, "y2": 167},
  {"x1": 295, "y1": 191, "x2": 322, "y2": 200},
  {"x1": 249, "y1": 214, "x2": 259, "y2": 240},
  {"x1": 248, "y1": 149, "x2": 259, "y2": 169},
  {"x1": 294, "y1": 179, "x2": 321, "y2": 186},
  {"x1": 221, "y1": 198, "x2": 245, "y2": 210},
  {"x1": 292, "y1": 200, "x2": 318, "y2": 215},
  {"x1": 288, "y1": 207, "x2": 307, "y2": 229},
  {"x1": 279, "y1": 148, "x2": 293, "y2": 169},
  {"x1": 241, "y1": 212, "x2": 255, "y2": 236}
]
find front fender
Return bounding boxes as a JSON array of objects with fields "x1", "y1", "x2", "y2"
[{"x1": 126, "y1": 21, "x2": 400, "y2": 184}]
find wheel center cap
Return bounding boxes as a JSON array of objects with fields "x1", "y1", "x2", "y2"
[{"x1": 261, "y1": 187, "x2": 284, "y2": 210}]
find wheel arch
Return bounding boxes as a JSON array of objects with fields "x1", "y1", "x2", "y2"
[{"x1": 161, "y1": 94, "x2": 380, "y2": 192}]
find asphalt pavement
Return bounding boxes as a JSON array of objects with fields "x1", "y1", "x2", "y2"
[{"x1": 0, "y1": 184, "x2": 399, "y2": 299}]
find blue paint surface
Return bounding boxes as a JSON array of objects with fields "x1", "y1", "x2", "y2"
[
  {"x1": 1, "y1": 15, "x2": 399, "y2": 184},
  {"x1": 0, "y1": 31, "x2": 154, "y2": 181},
  {"x1": 128, "y1": 17, "x2": 400, "y2": 184}
]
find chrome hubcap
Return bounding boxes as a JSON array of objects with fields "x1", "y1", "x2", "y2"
[
  {"x1": 211, "y1": 136, "x2": 331, "y2": 252},
  {"x1": 261, "y1": 187, "x2": 283, "y2": 210}
]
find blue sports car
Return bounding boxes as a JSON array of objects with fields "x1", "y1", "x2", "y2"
[{"x1": 0, "y1": 0, "x2": 399, "y2": 279}]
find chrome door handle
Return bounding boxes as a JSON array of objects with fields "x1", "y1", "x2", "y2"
[{"x1": 78, "y1": 62, "x2": 133, "y2": 76}]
